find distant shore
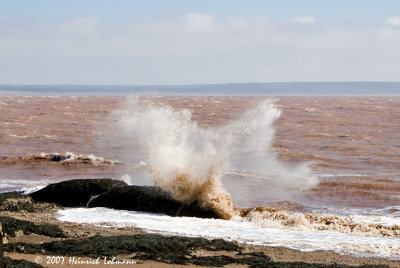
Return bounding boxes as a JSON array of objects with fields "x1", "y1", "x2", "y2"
[{"x1": 1, "y1": 82, "x2": 400, "y2": 96}]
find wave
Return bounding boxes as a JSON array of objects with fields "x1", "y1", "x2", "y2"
[
  {"x1": 317, "y1": 180, "x2": 400, "y2": 192},
  {"x1": 238, "y1": 206, "x2": 400, "y2": 237},
  {"x1": 0, "y1": 152, "x2": 122, "y2": 166}
]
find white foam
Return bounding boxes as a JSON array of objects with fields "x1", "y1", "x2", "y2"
[
  {"x1": 33, "y1": 152, "x2": 121, "y2": 165},
  {"x1": 350, "y1": 214, "x2": 400, "y2": 227},
  {"x1": 119, "y1": 174, "x2": 134, "y2": 185},
  {"x1": 58, "y1": 207, "x2": 400, "y2": 260},
  {"x1": 9, "y1": 134, "x2": 29, "y2": 138},
  {"x1": 21, "y1": 185, "x2": 47, "y2": 194},
  {"x1": 0, "y1": 178, "x2": 51, "y2": 193}
]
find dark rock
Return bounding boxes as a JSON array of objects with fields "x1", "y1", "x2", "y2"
[
  {"x1": 180, "y1": 201, "x2": 221, "y2": 219},
  {"x1": 190, "y1": 255, "x2": 238, "y2": 267},
  {"x1": 51, "y1": 154, "x2": 67, "y2": 162},
  {"x1": 88, "y1": 185, "x2": 181, "y2": 214},
  {"x1": 29, "y1": 179, "x2": 127, "y2": 207},
  {"x1": 0, "y1": 192, "x2": 36, "y2": 213},
  {"x1": 27, "y1": 178, "x2": 220, "y2": 218},
  {"x1": 87, "y1": 185, "x2": 220, "y2": 219},
  {"x1": 0, "y1": 216, "x2": 65, "y2": 238},
  {"x1": 0, "y1": 256, "x2": 43, "y2": 268},
  {"x1": 4, "y1": 234, "x2": 245, "y2": 265}
]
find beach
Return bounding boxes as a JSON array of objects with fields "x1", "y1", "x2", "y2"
[{"x1": 1, "y1": 202, "x2": 398, "y2": 267}]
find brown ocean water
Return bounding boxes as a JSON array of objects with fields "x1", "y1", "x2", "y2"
[{"x1": 0, "y1": 96, "x2": 399, "y2": 217}]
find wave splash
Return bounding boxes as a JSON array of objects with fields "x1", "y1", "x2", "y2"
[{"x1": 115, "y1": 98, "x2": 317, "y2": 219}]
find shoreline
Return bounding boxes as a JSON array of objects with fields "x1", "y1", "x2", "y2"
[{"x1": 1, "y1": 208, "x2": 398, "y2": 267}]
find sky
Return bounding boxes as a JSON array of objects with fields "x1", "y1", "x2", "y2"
[{"x1": 1, "y1": 0, "x2": 400, "y2": 84}]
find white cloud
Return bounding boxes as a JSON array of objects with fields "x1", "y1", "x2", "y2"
[
  {"x1": 183, "y1": 13, "x2": 216, "y2": 32},
  {"x1": 386, "y1": 16, "x2": 400, "y2": 26},
  {"x1": 0, "y1": 15, "x2": 400, "y2": 84},
  {"x1": 291, "y1": 16, "x2": 316, "y2": 25}
]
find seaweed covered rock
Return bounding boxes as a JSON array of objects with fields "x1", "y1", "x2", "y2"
[
  {"x1": 4, "y1": 234, "x2": 246, "y2": 266},
  {"x1": 0, "y1": 192, "x2": 36, "y2": 212},
  {"x1": 87, "y1": 186, "x2": 221, "y2": 219},
  {"x1": 0, "y1": 216, "x2": 65, "y2": 238},
  {"x1": 29, "y1": 179, "x2": 127, "y2": 207}
]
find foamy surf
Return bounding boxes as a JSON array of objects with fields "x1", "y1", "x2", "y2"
[
  {"x1": 58, "y1": 207, "x2": 400, "y2": 260},
  {"x1": 238, "y1": 206, "x2": 400, "y2": 236}
]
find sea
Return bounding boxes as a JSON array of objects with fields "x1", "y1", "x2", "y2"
[{"x1": 0, "y1": 82, "x2": 399, "y2": 260}]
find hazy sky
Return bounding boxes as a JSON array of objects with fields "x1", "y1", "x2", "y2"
[{"x1": 1, "y1": 0, "x2": 400, "y2": 84}]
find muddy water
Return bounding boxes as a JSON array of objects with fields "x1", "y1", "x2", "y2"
[{"x1": 0, "y1": 96, "x2": 399, "y2": 216}]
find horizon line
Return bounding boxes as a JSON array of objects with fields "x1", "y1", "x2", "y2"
[{"x1": 1, "y1": 81, "x2": 400, "y2": 87}]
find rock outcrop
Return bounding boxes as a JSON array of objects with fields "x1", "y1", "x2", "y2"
[
  {"x1": 29, "y1": 179, "x2": 127, "y2": 207},
  {"x1": 0, "y1": 216, "x2": 65, "y2": 238},
  {"x1": 28, "y1": 179, "x2": 222, "y2": 219},
  {"x1": 0, "y1": 192, "x2": 36, "y2": 212},
  {"x1": 87, "y1": 186, "x2": 221, "y2": 219}
]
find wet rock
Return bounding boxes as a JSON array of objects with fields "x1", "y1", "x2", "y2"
[
  {"x1": 0, "y1": 216, "x2": 65, "y2": 238},
  {"x1": 87, "y1": 185, "x2": 220, "y2": 219},
  {"x1": 26, "y1": 179, "x2": 221, "y2": 218},
  {"x1": 4, "y1": 234, "x2": 244, "y2": 265},
  {"x1": 29, "y1": 179, "x2": 127, "y2": 207},
  {"x1": 0, "y1": 192, "x2": 36, "y2": 213},
  {"x1": 50, "y1": 154, "x2": 68, "y2": 162},
  {"x1": 0, "y1": 256, "x2": 43, "y2": 267}
]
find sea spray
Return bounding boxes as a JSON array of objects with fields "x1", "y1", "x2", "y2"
[
  {"x1": 222, "y1": 101, "x2": 317, "y2": 199},
  {"x1": 111, "y1": 97, "x2": 317, "y2": 219},
  {"x1": 115, "y1": 98, "x2": 233, "y2": 218}
]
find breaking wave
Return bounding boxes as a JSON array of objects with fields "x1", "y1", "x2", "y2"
[
  {"x1": 112, "y1": 98, "x2": 317, "y2": 219},
  {"x1": 238, "y1": 206, "x2": 400, "y2": 237},
  {"x1": 0, "y1": 152, "x2": 121, "y2": 166}
]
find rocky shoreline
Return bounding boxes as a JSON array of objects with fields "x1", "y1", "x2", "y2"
[{"x1": 0, "y1": 179, "x2": 398, "y2": 267}]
